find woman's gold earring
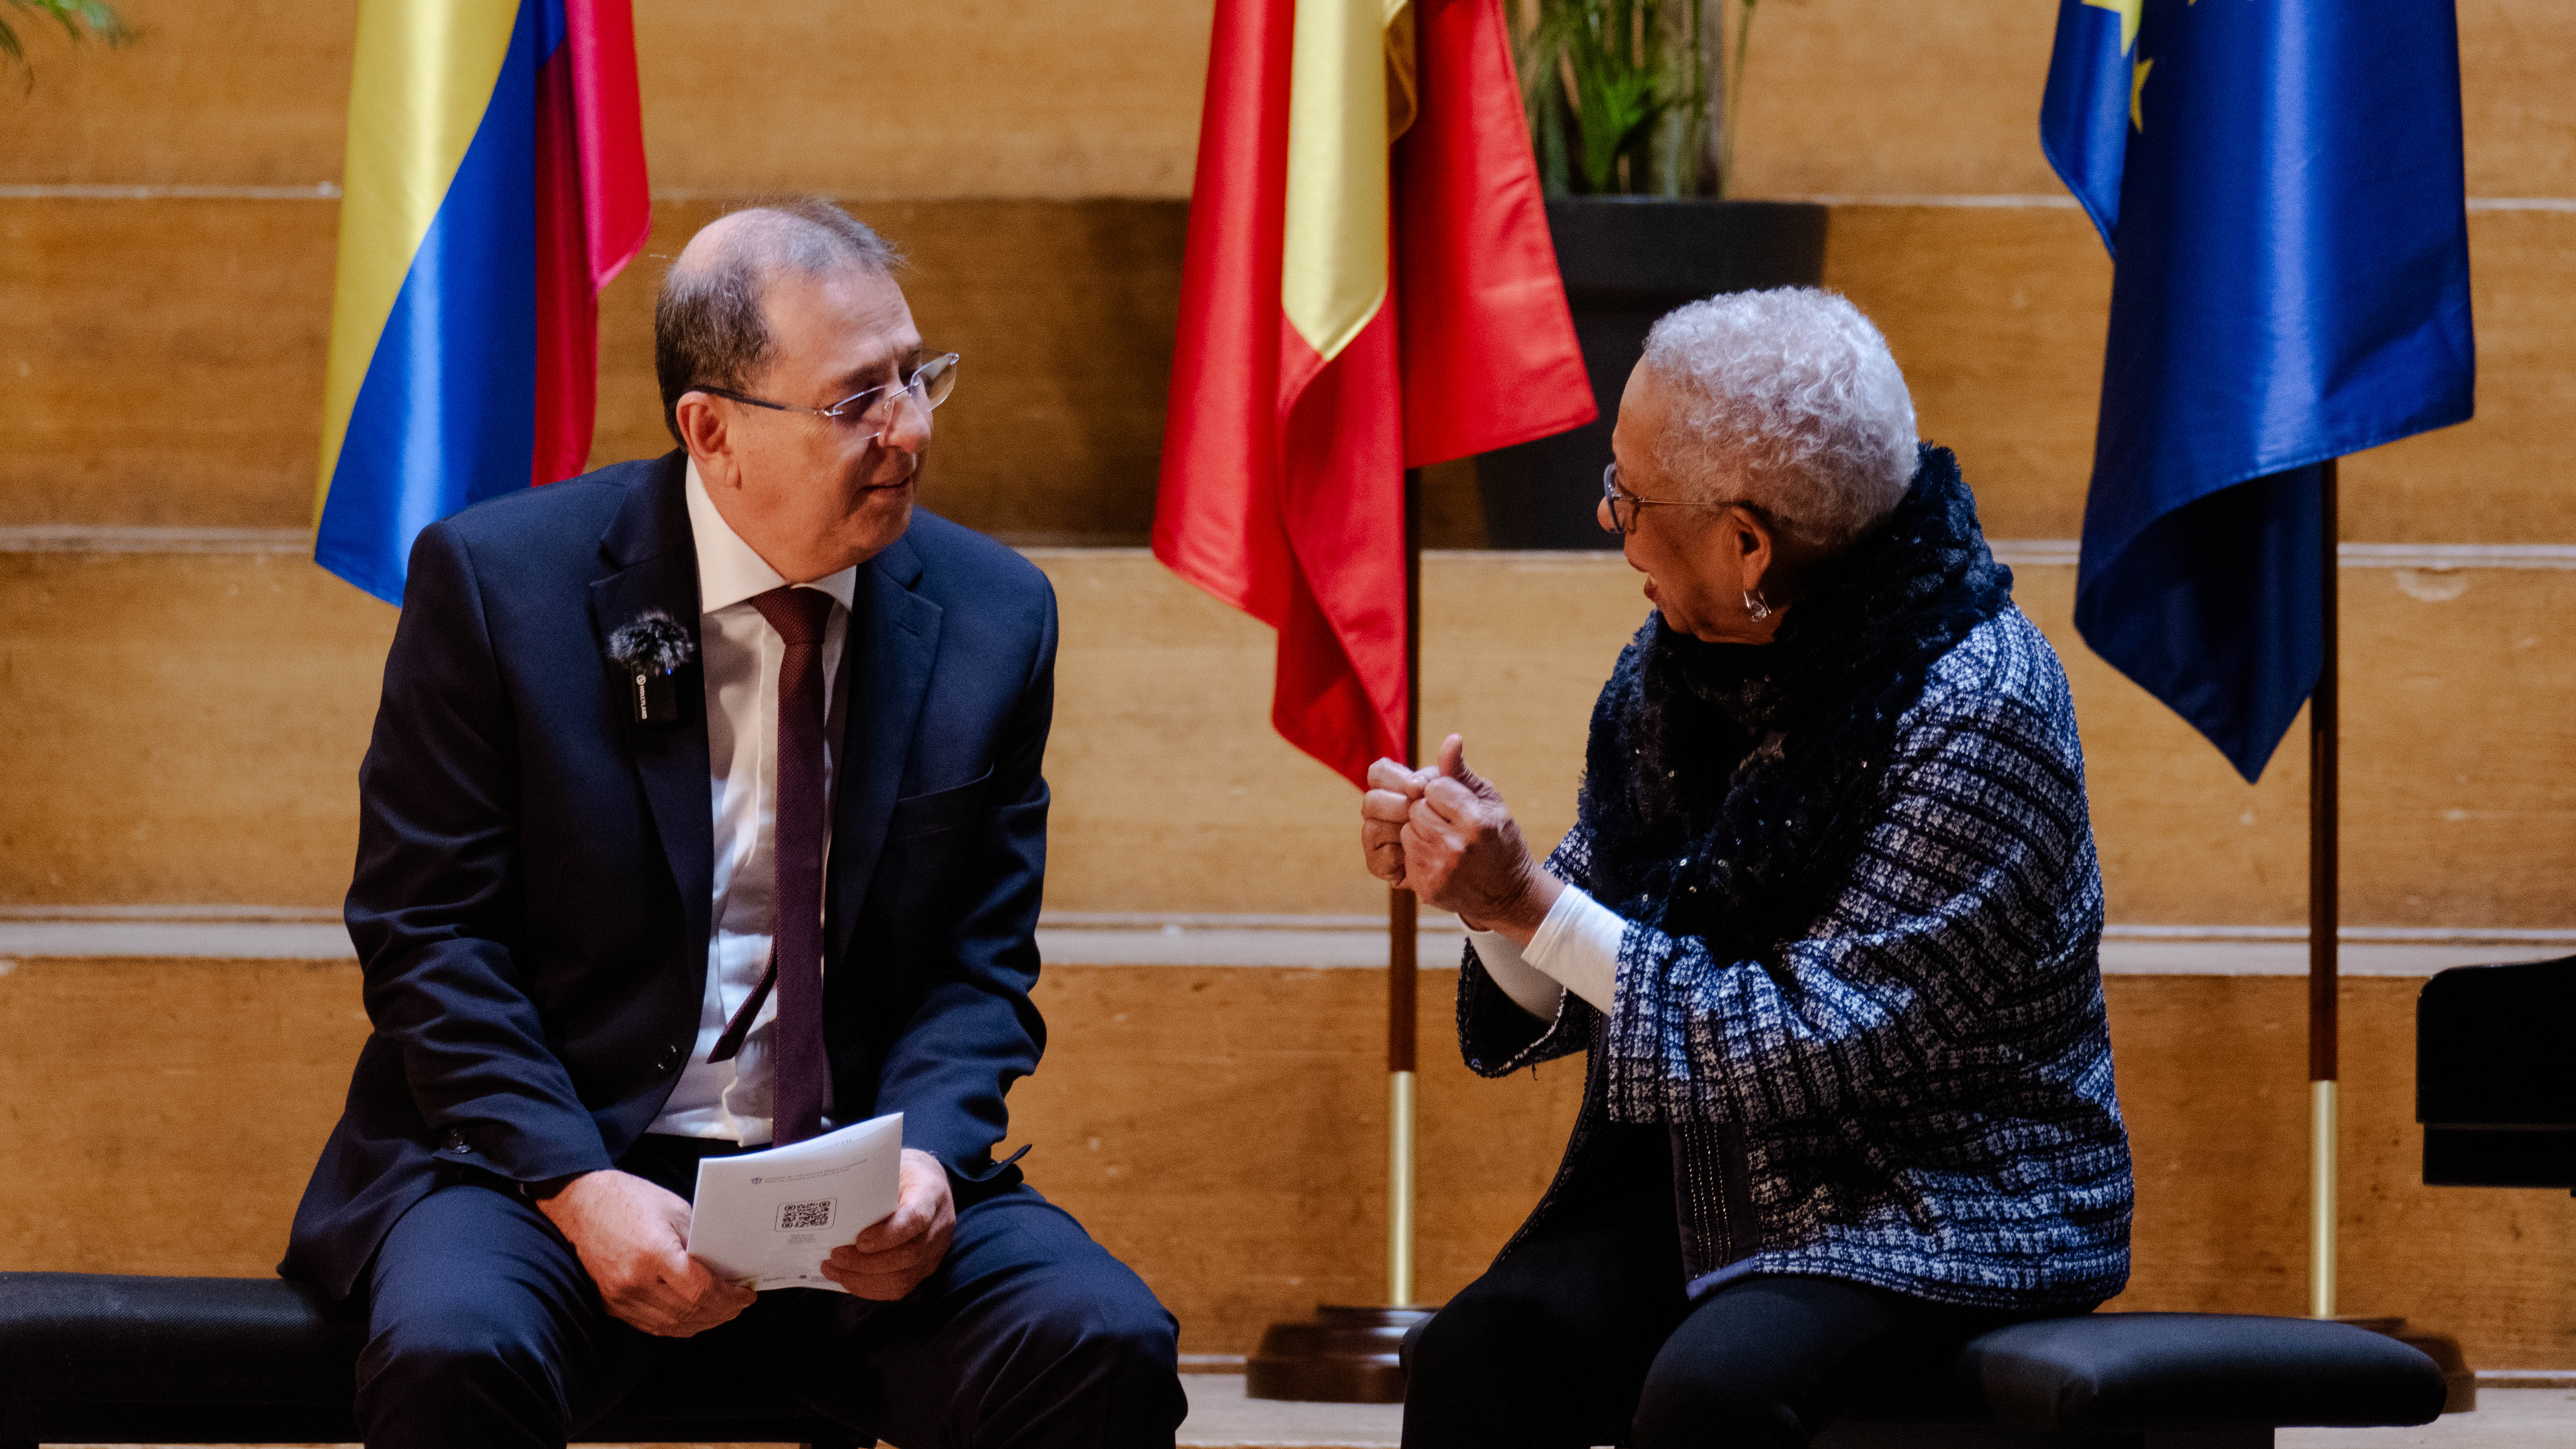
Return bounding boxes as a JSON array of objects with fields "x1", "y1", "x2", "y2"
[{"x1": 1743, "y1": 589, "x2": 1773, "y2": 621}]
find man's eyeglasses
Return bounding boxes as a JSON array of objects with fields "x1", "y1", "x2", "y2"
[
  {"x1": 1600, "y1": 461, "x2": 1783, "y2": 537},
  {"x1": 693, "y1": 353, "x2": 960, "y2": 444}
]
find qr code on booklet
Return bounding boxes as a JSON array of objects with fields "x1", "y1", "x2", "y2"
[{"x1": 776, "y1": 1199, "x2": 835, "y2": 1232}]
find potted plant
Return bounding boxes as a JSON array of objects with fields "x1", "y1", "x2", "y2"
[{"x1": 1477, "y1": 0, "x2": 1827, "y2": 548}]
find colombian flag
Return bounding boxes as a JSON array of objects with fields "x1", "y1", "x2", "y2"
[
  {"x1": 1155, "y1": 0, "x2": 1594, "y2": 787},
  {"x1": 314, "y1": 0, "x2": 650, "y2": 604}
]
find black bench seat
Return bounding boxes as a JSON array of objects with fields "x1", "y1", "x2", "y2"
[
  {"x1": 1816, "y1": 1311, "x2": 2449, "y2": 1447},
  {"x1": 2, "y1": 1273, "x2": 2447, "y2": 1448},
  {"x1": 0, "y1": 1273, "x2": 861, "y2": 1447}
]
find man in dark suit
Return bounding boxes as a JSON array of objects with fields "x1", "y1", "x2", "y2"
[{"x1": 282, "y1": 199, "x2": 1184, "y2": 1449}]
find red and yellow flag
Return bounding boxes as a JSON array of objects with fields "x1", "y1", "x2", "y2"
[{"x1": 1154, "y1": 0, "x2": 1594, "y2": 787}]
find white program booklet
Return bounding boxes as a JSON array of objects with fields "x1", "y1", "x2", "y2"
[{"x1": 685, "y1": 1112, "x2": 903, "y2": 1293}]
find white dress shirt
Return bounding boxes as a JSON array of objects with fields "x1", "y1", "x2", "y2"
[{"x1": 650, "y1": 460, "x2": 859, "y2": 1144}]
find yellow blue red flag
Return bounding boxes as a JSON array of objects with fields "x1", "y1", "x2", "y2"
[{"x1": 314, "y1": 0, "x2": 650, "y2": 604}]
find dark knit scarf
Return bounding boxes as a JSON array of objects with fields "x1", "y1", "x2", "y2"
[{"x1": 1580, "y1": 444, "x2": 2014, "y2": 964}]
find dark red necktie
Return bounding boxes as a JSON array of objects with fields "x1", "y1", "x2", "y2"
[{"x1": 721, "y1": 585, "x2": 836, "y2": 1146}]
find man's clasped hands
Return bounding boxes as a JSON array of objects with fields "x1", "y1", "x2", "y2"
[
  {"x1": 533, "y1": 1145, "x2": 957, "y2": 1338},
  {"x1": 1361, "y1": 734, "x2": 1565, "y2": 948}
]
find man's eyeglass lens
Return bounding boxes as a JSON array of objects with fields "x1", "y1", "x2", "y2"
[
  {"x1": 837, "y1": 354, "x2": 959, "y2": 435},
  {"x1": 696, "y1": 354, "x2": 960, "y2": 441}
]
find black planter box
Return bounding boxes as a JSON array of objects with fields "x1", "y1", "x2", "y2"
[{"x1": 1476, "y1": 197, "x2": 1829, "y2": 549}]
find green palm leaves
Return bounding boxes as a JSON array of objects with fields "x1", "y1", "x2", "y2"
[
  {"x1": 1518, "y1": 0, "x2": 1755, "y2": 198},
  {"x1": 1, "y1": 0, "x2": 129, "y2": 87}
]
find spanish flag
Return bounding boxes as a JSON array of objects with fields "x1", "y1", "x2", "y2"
[
  {"x1": 314, "y1": 0, "x2": 650, "y2": 604},
  {"x1": 1155, "y1": 0, "x2": 1594, "y2": 787}
]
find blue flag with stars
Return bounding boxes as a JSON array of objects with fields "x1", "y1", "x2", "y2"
[{"x1": 2041, "y1": 0, "x2": 2475, "y2": 780}]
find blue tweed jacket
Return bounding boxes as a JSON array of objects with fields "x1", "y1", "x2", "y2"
[{"x1": 1458, "y1": 605, "x2": 2133, "y2": 1310}]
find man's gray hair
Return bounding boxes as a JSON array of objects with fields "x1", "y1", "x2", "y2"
[
  {"x1": 653, "y1": 198, "x2": 903, "y2": 443},
  {"x1": 1639, "y1": 287, "x2": 1917, "y2": 548}
]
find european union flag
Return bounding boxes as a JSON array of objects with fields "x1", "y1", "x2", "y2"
[{"x1": 2041, "y1": 0, "x2": 2475, "y2": 780}]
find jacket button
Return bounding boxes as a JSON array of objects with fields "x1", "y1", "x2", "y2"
[
  {"x1": 444, "y1": 1129, "x2": 469, "y2": 1155},
  {"x1": 658, "y1": 1043, "x2": 683, "y2": 1071}
]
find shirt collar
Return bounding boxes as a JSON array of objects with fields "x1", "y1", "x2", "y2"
[{"x1": 684, "y1": 457, "x2": 860, "y2": 616}]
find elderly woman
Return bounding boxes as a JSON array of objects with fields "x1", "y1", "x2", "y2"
[{"x1": 1361, "y1": 288, "x2": 2131, "y2": 1449}]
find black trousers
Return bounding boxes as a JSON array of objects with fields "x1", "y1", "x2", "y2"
[
  {"x1": 1403, "y1": 1124, "x2": 2080, "y2": 1449},
  {"x1": 355, "y1": 1135, "x2": 1186, "y2": 1449}
]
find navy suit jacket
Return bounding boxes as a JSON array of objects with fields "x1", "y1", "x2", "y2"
[{"x1": 282, "y1": 452, "x2": 1057, "y2": 1299}]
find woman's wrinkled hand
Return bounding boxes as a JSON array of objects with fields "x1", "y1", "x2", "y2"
[
  {"x1": 1398, "y1": 735, "x2": 1560, "y2": 939},
  {"x1": 1361, "y1": 757, "x2": 1434, "y2": 888}
]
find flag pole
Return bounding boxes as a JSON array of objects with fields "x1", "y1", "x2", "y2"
[
  {"x1": 1388, "y1": 466, "x2": 1422, "y2": 1309},
  {"x1": 1238, "y1": 466, "x2": 1434, "y2": 1400},
  {"x1": 2309, "y1": 458, "x2": 2339, "y2": 1320},
  {"x1": 2300, "y1": 471, "x2": 2474, "y2": 1403}
]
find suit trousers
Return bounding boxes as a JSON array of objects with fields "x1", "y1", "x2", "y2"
[
  {"x1": 1401, "y1": 1122, "x2": 2082, "y2": 1449},
  {"x1": 354, "y1": 1135, "x2": 1185, "y2": 1449}
]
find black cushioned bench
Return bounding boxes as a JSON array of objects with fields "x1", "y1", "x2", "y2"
[
  {"x1": 5, "y1": 1274, "x2": 2446, "y2": 1448},
  {"x1": 1395, "y1": 1303, "x2": 2447, "y2": 1449},
  {"x1": 1810, "y1": 1311, "x2": 2447, "y2": 1447},
  {"x1": 0, "y1": 1273, "x2": 861, "y2": 1447}
]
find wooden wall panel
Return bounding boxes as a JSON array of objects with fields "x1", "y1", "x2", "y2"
[
  {"x1": 0, "y1": 551, "x2": 391, "y2": 906},
  {"x1": 0, "y1": 957, "x2": 368, "y2": 1279},
  {"x1": 1820, "y1": 204, "x2": 2113, "y2": 543},
  {"x1": 0, "y1": 957, "x2": 1583, "y2": 1357},
  {"x1": 0, "y1": 197, "x2": 338, "y2": 529},
  {"x1": 1726, "y1": 0, "x2": 2576, "y2": 201},
  {"x1": 0, "y1": 0, "x2": 1214, "y2": 198},
  {"x1": 5, "y1": 1, "x2": 2565, "y2": 201},
  {"x1": 2344, "y1": 209, "x2": 2576, "y2": 543},
  {"x1": 2101, "y1": 975, "x2": 2576, "y2": 1368},
  {"x1": 590, "y1": 200, "x2": 1189, "y2": 545},
  {"x1": 628, "y1": 2, "x2": 1213, "y2": 201},
  {"x1": 10, "y1": 200, "x2": 2574, "y2": 545},
  {"x1": 1004, "y1": 965, "x2": 1586, "y2": 1347},
  {"x1": 0, "y1": 196, "x2": 1192, "y2": 539},
  {"x1": 2014, "y1": 567, "x2": 2308, "y2": 929},
  {"x1": 0, "y1": 0, "x2": 357, "y2": 188},
  {"x1": 6, "y1": 550, "x2": 2574, "y2": 933},
  {"x1": 2451, "y1": 0, "x2": 2576, "y2": 200},
  {"x1": 4, "y1": 960, "x2": 2567, "y2": 1365}
]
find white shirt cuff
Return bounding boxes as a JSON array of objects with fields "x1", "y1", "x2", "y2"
[
  {"x1": 1464, "y1": 928, "x2": 1564, "y2": 1023},
  {"x1": 1522, "y1": 886, "x2": 1622, "y2": 1014}
]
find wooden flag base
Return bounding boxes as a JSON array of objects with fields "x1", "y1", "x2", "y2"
[{"x1": 1244, "y1": 1305, "x2": 1437, "y2": 1403}]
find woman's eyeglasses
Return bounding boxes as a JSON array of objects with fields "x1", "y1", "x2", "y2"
[{"x1": 1601, "y1": 461, "x2": 1780, "y2": 537}]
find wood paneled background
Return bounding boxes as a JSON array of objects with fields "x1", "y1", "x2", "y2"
[
  {"x1": 5, "y1": 548, "x2": 2574, "y2": 928},
  {"x1": 3, "y1": 0, "x2": 2572, "y2": 1377}
]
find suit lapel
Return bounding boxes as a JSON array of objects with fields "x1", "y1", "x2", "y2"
[
  {"x1": 588, "y1": 454, "x2": 715, "y2": 957},
  {"x1": 828, "y1": 535, "x2": 942, "y2": 966}
]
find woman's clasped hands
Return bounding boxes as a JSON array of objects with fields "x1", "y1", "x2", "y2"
[{"x1": 1361, "y1": 734, "x2": 1563, "y2": 944}]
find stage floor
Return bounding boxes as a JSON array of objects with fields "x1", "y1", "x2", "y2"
[
  {"x1": 28, "y1": 1379, "x2": 2571, "y2": 1446},
  {"x1": 1172, "y1": 1376, "x2": 2576, "y2": 1449}
]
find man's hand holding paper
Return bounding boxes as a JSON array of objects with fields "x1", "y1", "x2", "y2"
[
  {"x1": 682, "y1": 1112, "x2": 915, "y2": 1296},
  {"x1": 822, "y1": 1148, "x2": 957, "y2": 1300},
  {"x1": 536, "y1": 1170, "x2": 753, "y2": 1338}
]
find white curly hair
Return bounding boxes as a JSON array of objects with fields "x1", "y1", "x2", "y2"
[{"x1": 1637, "y1": 287, "x2": 1918, "y2": 548}]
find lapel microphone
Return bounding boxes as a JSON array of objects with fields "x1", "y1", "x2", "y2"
[{"x1": 605, "y1": 610, "x2": 696, "y2": 726}]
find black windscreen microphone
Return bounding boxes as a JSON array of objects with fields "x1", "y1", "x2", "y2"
[{"x1": 604, "y1": 610, "x2": 695, "y2": 726}]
